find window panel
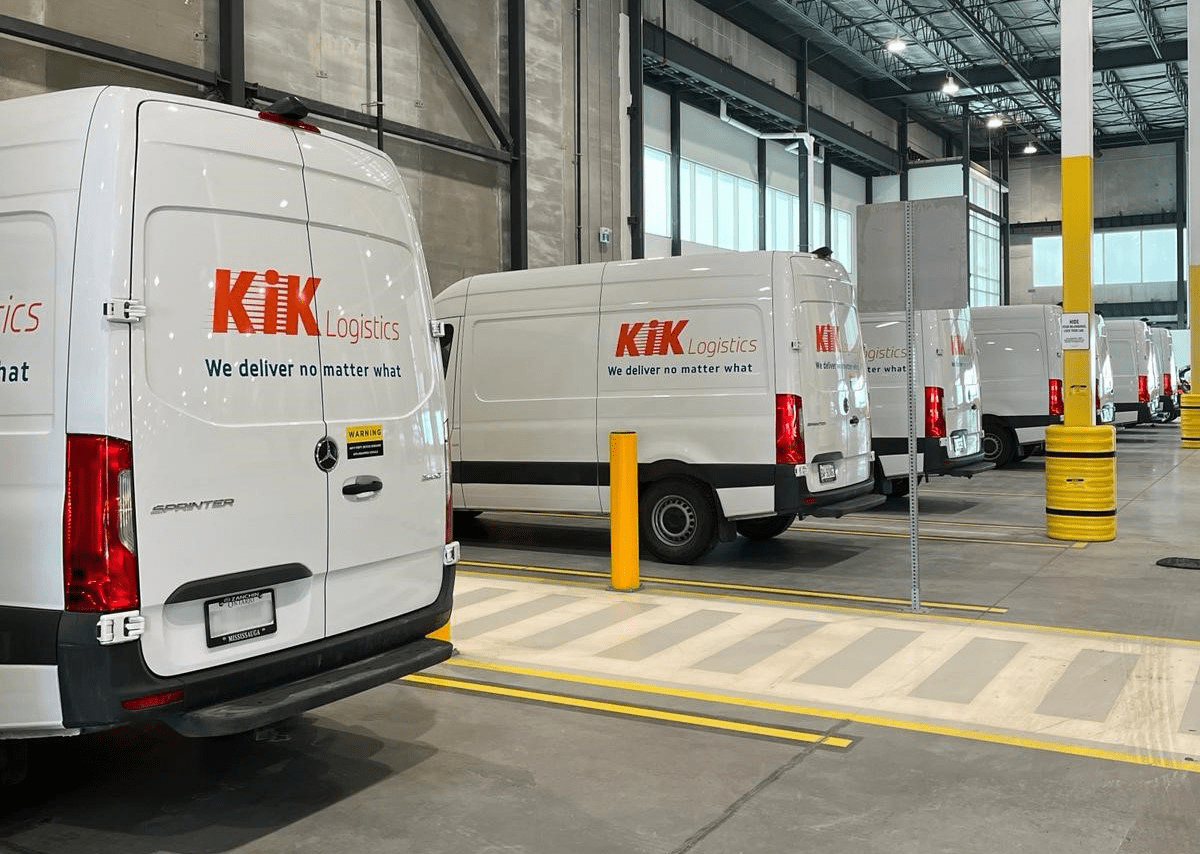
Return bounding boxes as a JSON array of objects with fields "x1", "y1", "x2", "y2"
[
  {"x1": 643, "y1": 148, "x2": 670, "y2": 238},
  {"x1": 1103, "y1": 231, "x2": 1141, "y2": 284},
  {"x1": 1143, "y1": 228, "x2": 1177, "y2": 282}
]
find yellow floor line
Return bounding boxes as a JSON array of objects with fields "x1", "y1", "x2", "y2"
[
  {"x1": 440, "y1": 659, "x2": 1200, "y2": 774},
  {"x1": 403, "y1": 673, "x2": 852, "y2": 749},
  {"x1": 788, "y1": 525, "x2": 1074, "y2": 548},
  {"x1": 852, "y1": 516, "x2": 1049, "y2": 532},
  {"x1": 459, "y1": 559, "x2": 1007, "y2": 614}
]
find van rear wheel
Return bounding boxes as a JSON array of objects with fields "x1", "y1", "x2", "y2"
[
  {"x1": 982, "y1": 419, "x2": 1015, "y2": 468},
  {"x1": 736, "y1": 513, "x2": 797, "y2": 540},
  {"x1": 640, "y1": 478, "x2": 718, "y2": 564}
]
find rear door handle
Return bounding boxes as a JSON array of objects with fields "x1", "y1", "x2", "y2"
[
  {"x1": 849, "y1": 416, "x2": 860, "y2": 425},
  {"x1": 342, "y1": 476, "x2": 383, "y2": 497}
]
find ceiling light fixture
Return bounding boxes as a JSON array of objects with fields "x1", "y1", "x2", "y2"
[
  {"x1": 1023, "y1": 141, "x2": 1038, "y2": 154},
  {"x1": 941, "y1": 76, "x2": 960, "y2": 96},
  {"x1": 987, "y1": 116, "x2": 1004, "y2": 129},
  {"x1": 886, "y1": 37, "x2": 907, "y2": 54}
]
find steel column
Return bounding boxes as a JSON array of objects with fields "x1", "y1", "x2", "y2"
[
  {"x1": 508, "y1": 0, "x2": 528, "y2": 270},
  {"x1": 1184, "y1": 0, "x2": 1200, "y2": 447},
  {"x1": 1177, "y1": 138, "x2": 1187, "y2": 329},
  {"x1": 375, "y1": 1, "x2": 384, "y2": 151},
  {"x1": 218, "y1": 0, "x2": 245, "y2": 106},
  {"x1": 757, "y1": 138, "x2": 767, "y2": 251},
  {"x1": 671, "y1": 91, "x2": 682, "y2": 256},
  {"x1": 629, "y1": 0, "x2": 645, "y2": 259}
]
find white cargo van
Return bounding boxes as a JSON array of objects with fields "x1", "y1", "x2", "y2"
[
  {"x1": 1149, "y1": 326, "x2": 1179, "y2": 421},
  {"x1": 860, "y1": 309, "x2": 988, "y2": 495},
  {"x1": 1105, "y1": 318, "x2": 1161, "y2": 424},
  {"x1": 1093, "y1": 314, "x2": 1117, "y2": 426},
  {"x1": 971, "y1": 305, "x2": 1064, "y2": 466},
  {"x1": 0, "y1": 87, "x2": 457, "y2": 778},
  {"x1": 435, "y1": 252, "x2": 883, "y2": 564}
]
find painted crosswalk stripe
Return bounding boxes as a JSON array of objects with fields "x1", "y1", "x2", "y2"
[
  {"x1": 515, "y1": 602, "x2": 659, "y2": 650},
  {"x1": 692, "y1": 618, "x2": 824, "y2": 674},
  {"x1": 598, "y1": 609, "x2": 738, "y2": 661},
  {"x1": 795, "y1": 627, "x2": 922, "y2": 689},
  {"x1": 455, "y1": 593, "x2": 584, "y2": 640},
  {"x1": 910, "y1": 638, "x2": 1027, "y2": 704},
  {"x1": 1035, "y1": 649, "x2": 1141, "y2": 722}
]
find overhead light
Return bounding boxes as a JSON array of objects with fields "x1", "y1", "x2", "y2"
[
  {"x1": 987, "y1": 116, "x2": 1005, "y2": 129},
  {"x1": 941, "y1": 76, "x2": 960, "y2": 96},
  {"x1": 886, "y1": 37, "x2": 907, "y2": 54},
  {"x1": 1023, "y1": 141, "x2": 1038, "y2": 154}
]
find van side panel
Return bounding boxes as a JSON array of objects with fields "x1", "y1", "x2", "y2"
[
  {"x1": 299, "y1": 133, "x2": 448, "y2": 636},
  {"x1": 597, "y1": 260, "x2": 772, "y2": 517},
  {"x1": 457, "y1": 267, "x2": 603, "y2": 512},
  {"x1": 129, "y1": 102, "x2": 328, "y2": 677}
]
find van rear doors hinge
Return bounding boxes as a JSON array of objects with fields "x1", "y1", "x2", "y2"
[
  {"x1": 103, "y1": 299, "x2": 147, "y2": 323},
  {"x1": 429, "y1": 320, "x2": 447, "y2": 339},
  {"x1": 96, "y1": 611, "x2": 145, "y2": 645}
]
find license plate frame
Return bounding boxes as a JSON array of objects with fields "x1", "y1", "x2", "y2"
[
  {"x1": 204, "y1": 589, "x2": 277, "y2": 649},
  {"x1": 818, "y1": 462, "x2": 837, "y2": 484}
]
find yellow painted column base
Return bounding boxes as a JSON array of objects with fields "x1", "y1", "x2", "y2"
[
  {"x1": 1044, "y1": 425, "x2": 1116, "y2": 542},
  {"x1": 1181, "y1": 393, "x2": 1200, "y2": 448}
]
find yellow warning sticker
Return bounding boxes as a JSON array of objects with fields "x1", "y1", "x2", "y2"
[{"x1": 346, "y1": 424, "x2": 384, "y2": 459}]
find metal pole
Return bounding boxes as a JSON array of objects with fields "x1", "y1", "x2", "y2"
[
  {"x1": 904, "y1": 201, "x2": 921, "y2": 612},
  {"x1": 574, "y1": 0, "x2": 583, "y2": 263},
  {"x1": 509, "y1": 0, "x2": 528, "y2": 270},
  {"x1": 757, "y1": 137, "x2": 767, "y2": 251},
  {"x1": 671, "y1": 91, "x2": 682, "y2": 256},
  {"x1": 218, "y1": 0, "x2": 245, "y2": 106},
  {"x1": 628, "y1": 0, "x2": 645, "y2": 259},
  {"x1": 375, "y1": 0, "x2": 384, "y2": 151},
  {"x1": 1184, "y1": 0, "x2": 1200, "y2": 448}
]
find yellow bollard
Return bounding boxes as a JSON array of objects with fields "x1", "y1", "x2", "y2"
[
  {"x1": 609, "y1": 432, "x2": 641, "y2": 591},
  {"x1": 1044, "y1": 424, "x2": 1116, "y2": 542},
  {"x1": 1181, "y1": 392, "x2": 1200, "y2": 449}
]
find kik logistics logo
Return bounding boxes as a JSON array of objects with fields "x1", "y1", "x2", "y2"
[
  {"x1": 212, "y1": 268, "x2": 320, "y2": 335},
  {"x1": 614, "y1": 319, "x2": 689, "y2": 357}
]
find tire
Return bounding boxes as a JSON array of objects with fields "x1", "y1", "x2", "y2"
[
  {"x1": 982, "y1": 418, "x2": 1015, "y2": 468},
  {"x1": 888, "y1": 477, "x2": 911, "y2": 499},
  {"x1": 640, "y1": 478, "x2": 719, "y2": 564},
  {"x1": 0, "y1": 741, "x2": 27, "y2": 786},
  {"x1": 736, "y1": 512, "x2": 797, "y2": 540}
]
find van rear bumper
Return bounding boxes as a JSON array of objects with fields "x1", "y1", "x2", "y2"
[
  {"x1": 56, "y1": 563, "x2": 455, "y2": 735},
  {"x1": 774, "y1": 465, "x2": 878, "y2": 518}
]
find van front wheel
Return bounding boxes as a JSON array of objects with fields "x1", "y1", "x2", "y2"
[
  {"x1": 640, "y1": 479, "x2": 718, "y2": 564},
  {"x1": 736, "y1": 513, "x2": 797, "y2": 540}
]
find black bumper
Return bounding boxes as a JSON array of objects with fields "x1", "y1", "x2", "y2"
[
  {"x1": 774, "y1": 465, "x2": 881, "y2": 518},
  {"x1": 873, "y1": 437, "x2": 987, "y2": 477},
  {"x1": 57, "y1": 564, "x2": 455, "y2": 736}
]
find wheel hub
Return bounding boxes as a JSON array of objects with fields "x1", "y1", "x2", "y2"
[{"x1": 652, "y1": 496, "x2": 697, "y2": 545}]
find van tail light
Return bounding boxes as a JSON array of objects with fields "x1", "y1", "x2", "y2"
[
  {"x1": 1048, "y1": 378, "x2": 1064, "y2": 417},
  {"x1": 775, "y1": 394, "x2": 806, "y2": 464},
  {"x1": 924, "y1": 386, "x2": 947, "y2": 439},
  {"x1": 1095, "y1": 381, "x2": 1101, "y2": 413},
  {"x1": 1138, "y1": 375, "x2": 1151, "y2": 404},
  {"x1": 1164, "y1": 373, "x2": 1173, "y2": 395},
  {"x1": 63, "y1": 435, "x2": 139, "y2": 613}
]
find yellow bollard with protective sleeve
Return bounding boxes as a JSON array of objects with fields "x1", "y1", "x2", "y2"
[
  {"x1": 1044, "y1": 424, "x2": 1116, "y2": 542},
  {"x1": 609, "y1": 432, "x2": 641, "y2": 591}
]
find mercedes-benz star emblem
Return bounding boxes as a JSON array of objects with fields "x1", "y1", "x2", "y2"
[{"x1": 314, "y1": 437, "x2": 339, "y2": 472}]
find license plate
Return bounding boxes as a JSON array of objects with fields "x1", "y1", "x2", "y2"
[
  {"x1": 951, "y1": 434, "x2": 966, "y2": 456},
  {"x1": 205, "y1": 589, "x2": 277, "y2": 648},
  {"x1": 818, "y1": 462, "x2": 837, "y2": 483}
]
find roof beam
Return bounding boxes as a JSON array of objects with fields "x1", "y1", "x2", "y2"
[
  {"x1": 863, "y1": 38, "x2": 1188, "y2": 99},
  {"x1": 1125, "y1": 0, "x2": 1187, "y2": 111},
  {"x1": 1099, "y1": 69, "x2": 1151, "y2": 145}
]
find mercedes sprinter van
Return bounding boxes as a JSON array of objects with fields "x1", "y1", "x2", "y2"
[
  {"x1": 435, "y1": 252, "x2": 883, "y2": 564},
  {"x1": 1106, "y1": 319, "x2": 1162, "y2": 424},
  {"x1": 0, "y1": 87, "x2": 457, "y2": 780}
]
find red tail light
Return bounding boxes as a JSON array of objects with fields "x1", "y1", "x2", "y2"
[
  {"x1": 924, "y1": 386, "x2": 947, "y2": 439},
  {"x1": 1164, "y1": 373, "x2": 1173, "y2": 395},
  {"x1": 775, "y1": 394, "x2": 806, "y2": 464},
  {"x1": 1138, "y1": 375, "x2": 1150, "y2": 404},
  {"x1": 63, "y1": 435, "x2": 139, "y2": 613},
  {"x1": 1048, "y1": 378, "x2": 1064, "y2": 417},
  {"x1": 1095, "y1": 381, "x2": 1100, "y2": 413}
]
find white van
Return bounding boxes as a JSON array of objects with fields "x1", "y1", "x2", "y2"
[
  {"x1": 970, "y1": 305, "x2": 1064, "y2": 466},
  {"x1": 434, "y1": 252, "x2": 883, "y2": 564},
  {"x1": 1105, "y1": 319, "x2": 1162, "y2": 424},
  {"x1": 1093, "y1": 314, "x2": 1117, "y2": 426},
  {"x1": 860, "y1": 309, "x2": 988, "y2": 496},
  {"x1": 0, "y1": 87, "x2": 457, "y2": 778},
  {"x1": 1149, "y1": 326, "x2": 1179, "y2": 421}
]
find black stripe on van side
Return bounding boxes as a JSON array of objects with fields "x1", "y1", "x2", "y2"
[
  {"x1": 164, "y1": 563, "x2": 313, "y2": 605},
  {"x1": 1003, "y1": 415, "x2": 1061, "y2": 428},
  {"x1": 0, "y1": 606, "x2": 60, "y2": 665},
  {"x1": 1045, "y1": 507, "x2": 1117, "y2": 518},
  {"x1": 453, "y1": 460, "x2": 777, "y2": 490}
]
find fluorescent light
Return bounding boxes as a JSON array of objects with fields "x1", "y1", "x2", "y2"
[
  {"x1": 1023, "y1": 142, "x2": 1038, "y2": 154},
  {"x1": 886, "y1": 37, "x2": 907, "y2": 54},
  {"x1": 987, "y1": 116, "x2": 1004, "y2": 129},
  {"x1": 942, "y1": 76, "x2": 960, "y2": 96}
]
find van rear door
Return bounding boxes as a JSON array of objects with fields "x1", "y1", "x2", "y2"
[
  {"x1": 130, "y1": 101, "x2": 328, "y2": 677},
  {"x1": 790, "y1": 262, "x2": 872, "y2": 492},
  {"x1": 937, "y1": 310, "x2": 982, "y2": 457},
  {"x1": 297, "y1": 132, "x2": 448, "y2": 636}
]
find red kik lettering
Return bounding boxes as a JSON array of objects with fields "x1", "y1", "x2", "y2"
[
  {"x1": 212, "y1": 268, "x2": 257, "y2": 333},
  {"x1": 615, "y1": 322, "x2": 644, "y2": 357}
]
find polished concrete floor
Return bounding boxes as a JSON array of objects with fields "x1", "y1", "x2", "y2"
[{"x1": 5, "y1": 422, "x2": 1200, "y2": 853}]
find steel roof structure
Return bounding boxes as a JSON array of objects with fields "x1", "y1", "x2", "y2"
[{"x1": 681, "y1": 0, "x2": 1186, "y2": 161}]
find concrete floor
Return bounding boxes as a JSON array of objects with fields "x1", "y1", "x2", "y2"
[{"x1": 4, "y1": 422, "x2": 1200, "y2": 853}]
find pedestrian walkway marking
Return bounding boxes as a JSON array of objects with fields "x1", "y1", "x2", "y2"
[
  {"x1": 443, "y1": 574, "x2": 1200, "y2": 772},
  {"x1": 403, "y1": 673, "x2": 854, "y2": 749},
  {"x1": 459, "y1": 560, "x2": 1009, "y2": 614}
]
